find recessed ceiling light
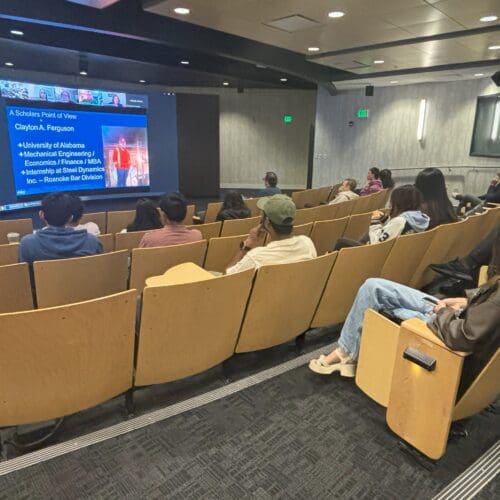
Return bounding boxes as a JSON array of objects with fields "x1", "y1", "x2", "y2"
[
  {"x1": 79, "y1": 70, "x2": 87, "y2": 76},
  {"x1": 488, "y1": 45, "x2": 500, "y2": 50},
  {"x1": 374, "y1": 60, "x2": 384, "y2": 64},
  {"x1": 474, "y1": 73, "x2": 485, "y2": 77},
  {"x1": 328, "y1": 11, "x2": 345, "y2": 18},
  {"x1": 5, "y1": 62, "x2": 14, "y2": 67},
  {"x1": 10, "y1": 29, "x2": 24, "y2": 36},
  {"x1": 480, "y1": 15, "x2": 498, "y2": 22},
  {"x1": 139, "y1": 79, "x2": 146, "y2": 83},
  {"x1": 174, "y1": 7, "x2": 190, "y2": 15},
  {"x1": 308, "y1": 47, "x2": 320, "y2": 52},
  {"x1": 180, "y1": 60, "x2": 190, "y2": 65},
  {"x1": 280, "y1": 78, "x2": 288, "y2": 82},
  {"x1": 390, "y1": 80, "x2": 398, "y2": 84},
  {"x1": 222, "y1": 81, "x2": 229, "y2": 86}
]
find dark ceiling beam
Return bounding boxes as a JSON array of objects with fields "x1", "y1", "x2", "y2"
[
  {"x1": 307, "y1": 24, "x2": 500, "y2": 60},
  {"x1": 0, "y1": 0, "x2": 351, "y2": 90}
]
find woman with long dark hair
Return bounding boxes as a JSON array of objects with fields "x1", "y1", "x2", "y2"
[
  {"x1": 380, "y1": 169, "x2": 395, "y2": 189},
  {"x1": 126, "y1": 198, "x2": 163, "y2": 232},
  {"x1": 216, "y1": 191, "x2": 251, "y2": 221},
  {"x1": 415, "y1": 168, "x2": 457, "y2": 229}
]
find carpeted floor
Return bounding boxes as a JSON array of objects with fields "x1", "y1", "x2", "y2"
[{"x1": 1, "y1": 360, "x2": 498, "y2": 499}]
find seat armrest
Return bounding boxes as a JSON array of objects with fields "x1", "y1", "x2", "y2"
[{"x1": 400, "y1": 318, "x2": 468, "y2": 357}]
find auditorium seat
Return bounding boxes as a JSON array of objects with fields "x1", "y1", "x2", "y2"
[
  {"x1": 351, "y1": 192, "x2": 376, "y2": 214},
  {"x1": 0, "y1": 218, "x2": 33, "y2": 244},
  {"x1": 79, "y1": 212, "x2": 107, "y2": 232},
  {"x1": 114, "y1": 230, "x2": 149, "y2": 254},
  {"x1": 0, "y1": 242, "x2": 19, "y2": 266},
  {"x1": 129, "y1": 239, "x2": 208, "y2": 293},
  {"x1": 315, "y1": 203, "x2": 339, "y2": 222},
  {"x1": 0, "y1": 290, "x2": 136, "y2": 427},
  {"x1": 244, "y1": 198, "x2": 261, "y2": 217},
  {"x1": 294, "y1": 207, "x2": 319, "y2": 225},
  {"x1": 0, "y1": 263, "x2": 34, "y2": 313},
  {"x1": 204, "y1": 234, "x2": 250, "y2": 273},
  {"x1": 386, "y1": 318, "x2": 499, "y2": 459},
  {"x1": 327, "y1": 183, "x2": 342, "y2": 202},
  {"x1": 311, "y1": 238, "x2": 395, "y2": 327},
  {"x1": 332, "y1": 198, "x2": 356, "y2": 219},
  {"x1": 235, "y1": 252, "x2": 337, "y2": 353},
  {"x1": 182, "y1": 204, "x2": 196, "y2": 225},
  {"x1": 135, "y1": 268, "x2": 255, "y2": 386},
  {"x1": 291, "y1": 190, "x2": 309, "y2": 209},
  {"x1": 186, "y1": 221, "x2": 222, "y2": 240},
  {"x1": 367, "y1": 189, "x2": 389, "y2": 212},
  {"x1": 106, "y1": 210, "x2": 136, "y2": 235},
  {"x1": 33, "y1": 250, "x2": 129, "y2": 308},
  {"x1": 342, "y1": 212, "x2": 372, "y2": 241},
  {"x1": 204, "y1": 202, "x2": 224, "y2": 223},
  {"x1": 220, "y1": 216, "x2": 261, "y2": 237},
  {"x1": 97, "y1": 233, "x2": 115, "y2": 253},
  {"x1": 310, "y1": 216, "x2": 349, "y2": 255},
  {"x1": 291, "y1": 222, "x2": 314, "y2": 237},
  {"x1": 317, "y1": 185, "x2": 334, "y2": 205}
]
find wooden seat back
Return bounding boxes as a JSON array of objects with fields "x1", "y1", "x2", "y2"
[
  {"x1": 333, "y1": 198, "x2": 356, "y2": 219},
  {"x1": 294, "y1": 207, "x2": 319, "y2": 225},
  {"x1": 245, "y1": 198, "x2": 261, "y2": 217},
  {"x1": 315, "y1": 203, "x2": 339, "y2": 222},
  {"x1": 129, "y1": 239, "x2": 208, "y2": 293},
  {"x1": 310, "y1": 217, "x2": 349, "y2": 255},
  {"x1": 204, "y1": 234, "x2": 249, "y2": 273},
  {"x1": 220, "y1": 216, "x2": 261, "y2": 237},
  {"x1": 204, "y1": 201, "x2": 223, "y2": 223},
  {"x1": 368, "y1": 189, "x2": 389, "y2": 211},
  {"x1": 292, "y1": 222, "x2": 314, "y2": 237},
  {"x1": 0, "y1": 218, "x2": 33, "y2": 244},
  {"x1": 0, "y1": 290, "x2": 136, "y2": 426},
  {"x1": 380, "y1": 229, "x2": 436, "y2": 285},
  {"x1": 235, "y1": 253, "x2": 337, "y2": 353},
  {"x1": 135, "y1": 269, "x2": 254, "y2": 386},
  {"x1": 327, "y1": 183, "x2": 342, "y2": 202},
  {"x1": 0, "y1": 242, "x2": 19, "y2": 266},
  {"x1": 480, "y1": 204, "x2": 500, "y2": 235},
  {"x1": 186, "y1": 221, "x2": 222, "y2": 240},
  {"x1": 0, "y1": 263, "x2": 34, "y2": 313},
  {"x1": 317, "y1": 186, "x2": 333, "y2": 205},
  {"x1": 449, "y1": 214, "x2": 487, "y2": 260},
  {"x1": 33, "y1": 250, "x2": 129, "y2": 308},
  {"x1": 311, "y1": 238, "x2": 395, "y2": 327},
  {"x1": 79, "y1": 212, "x2": 107, "y2": 232},
  {"x1": 352, "y1": 193, "x2": 375, "y2": 214},
  {"x1": 97, "y1": 233, "x2": 115, "y2": 253},
  {"x1": 106, "y1": 210, "x2": 136, "y2": 235},
  {"x1": 114, "y1": 230, "x2": 149, "y2": 253},
  {"x1": 291, "y1": 190, "x2": 308, "y2": 209},
  {"x1": 343, "y1": 212, "x2": 372, "y2": 241},
  {"x1": 182, "y1": 204, "x2": 195, "y2": 225}
]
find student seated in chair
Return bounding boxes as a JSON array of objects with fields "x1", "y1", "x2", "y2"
[
  {"x1": 19, "y1": 192, "x2": 102, "y2": 264},
  {"x1": 328, "y1": 178, "x2": 359, "y2": 205},
  {"x1": 226, "y1": 194, "x2": 316, "y2": 274},
  {"x1": 67, "y1": 194, "x2": 101, "y2": 236},
  {"x1": 140, "y1": 192, "x2": 202, "y2": 248},
  {"x1": 216, "y1": 191, "x2": 251, "y2": 221},
  {"x1": 309, "y1": 231, "x2": 500, "y2": 386}
]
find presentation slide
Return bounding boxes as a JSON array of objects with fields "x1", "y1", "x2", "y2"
[{"x1": 6, "y1": 105, "x2": 150, "y2": 197}]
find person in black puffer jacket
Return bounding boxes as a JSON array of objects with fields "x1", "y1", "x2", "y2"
[{"x1": 216, "y1": 191, "x2": 251, "y2": 221}]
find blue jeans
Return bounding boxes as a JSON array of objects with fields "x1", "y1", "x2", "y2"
[
  {"x1": 117, "y1": 168, "x2": 128, "y2": 187},
  {"x1": 338, "y1": 278, "x2": 436, "y2": 360}
]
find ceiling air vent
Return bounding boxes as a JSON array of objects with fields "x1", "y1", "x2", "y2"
[{"x1": 265, "y1": 15, "x2": 321, "y2": 33}]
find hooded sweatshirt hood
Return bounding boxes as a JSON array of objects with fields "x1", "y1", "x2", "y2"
[{"x1": 400, "y1": 210, "x2": 430, "y2": 231}]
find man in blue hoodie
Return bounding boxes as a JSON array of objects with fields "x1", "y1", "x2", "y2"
[{"x1": 19, "y1": 193, "x2": 102, "y2": 264}]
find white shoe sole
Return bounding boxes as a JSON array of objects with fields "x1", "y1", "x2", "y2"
[{"x1": 308, "y1": 359, "x2": 356, "y2": 377}]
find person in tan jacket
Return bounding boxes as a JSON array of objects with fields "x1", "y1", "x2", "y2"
[{"x1": 329, "y1": 178, "x2": 359, "y2": 205}]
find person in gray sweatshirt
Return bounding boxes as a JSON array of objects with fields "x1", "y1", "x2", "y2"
[{"x1": 19, "y1": 192, "x2": 102, "y2": 264}]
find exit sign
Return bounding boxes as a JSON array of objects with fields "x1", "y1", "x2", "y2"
[
  {"x1": 283, "y1": 114, "x2": 293, "y2": 123},
  {"x1": 357, "y1": 109, "x2": 369, "y2": 118}
]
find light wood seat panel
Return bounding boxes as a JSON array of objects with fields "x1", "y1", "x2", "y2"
[
  {"x1": 292, "y1": 222, "x2": 314, "y2": 237},
  {"x1": 367, "y1": 189, "x2": 389, "y2": 212},
  {"x1": 34, "y1": 250, "x2": 129, "y2": 308},
  {"x1": 182, "y1": 204, "x2": 195, "y2": 225},
  {"x1": 343, "y1": 212, "x2": 372, "y2": 241},
  {"x1": 204, "y1": 234, "x2": 249, "y2": 273},
  {"x1": 0, "y1": 263, "x2": 34, "y2": 313},
  {"x1": 333, "y1": 198, "x2": 356, "y2": 219},
  {"x1": 311, "y1": 239, "x2": 395, "y2": 328},
  {"x1": 0, "y1": 290, "x2": 136, "y2": 427},
  {"x1": 79, "y1": 212, "x2": 106, "y2": 232},
  {"x1": 221, "y1": 216, "x2": 261, "y2": 237},
  {"x1": 315, "y1": 203, "x2": 339, "y2": 222},
  {"x1": 204, "y1": 201, "x2": 223, "y2": 223},
  {"x1": 106, "y1": 210, "x2": 136, "y2": 235},
  {"x1": 352, "y1": 193, "x2": 375, "y2": 214},
  {"x1": 114, "y1": 230, "x2": 149, "y2": 253},
  {"x1": 235, "y1": 252, "x2": 337, "y2": 353},
  {"x1": 186, "y1": 221, "x2": 222, "y2": 240},
  {"x1": 0, "y1": 242, "x2": 19, "y2": 266},
  {"x1": 129, "y1": 239, "x2": 208, "y2": 293},
  {"x1": 245, "y1": 198, "x2": 260, "y2": 217},
  {"x1": 294, "y1": 207, "x2": 319, "y2": 226},
  {"x1": 0, "y1": 218, "x2": 33, "y2": 244},
  {"x1": 97, "y1": 233, "x2": 115, "y2": 253},
  {"x1": 310, "y1": 217, "x2": 349, "y2": 255},
  {"x1": 135, "y1": 269, "x2": 254, "y2": 386}
]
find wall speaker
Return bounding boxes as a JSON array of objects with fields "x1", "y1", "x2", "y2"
[
  {"x1": 365, "y1": 85, "x2": 374, "y2": 97},
  {"x1": 492, "y1": 71, "x2": 500, "y2": 86}
]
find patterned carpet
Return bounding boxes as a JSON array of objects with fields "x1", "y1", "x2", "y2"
[{"x1": 1, "y1": 361, "x2": 498, "y2": 499}]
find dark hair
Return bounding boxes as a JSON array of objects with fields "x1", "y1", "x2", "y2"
[
  {"x1": 344, "y1": 178, "x2": 357, "y2": 191},
  {"x1": 415, "y1": 168, "x2": 458, "y2": 229},
  {"x1": 127, "y1": 198, "x2": 163, "y2": 232},
  {"x1": 380, "y1": 169, "x2": 395, "y2": 189},
  {"x1": 222, "y1": 191, "x2": 248, "y2": 211},
  {"x1": 68, "y1": 194, "x2": 84, "y2": 223},
  {"x1": 41, "y1": 193, "x2": 73, "y2": 227},
  {"x1": 389, "y1": 185, "x2": 422, "y2": 218},
  {"x1": 369, "y1": 167, "x2": 380, "y2": 179},
  {"x1": 159, "y1": 192, "x2": 187, "y2": 223},
  {"x1": 264, "y1": 172, "x2": 278, "y2": 187},
  {"x1": 267, "y1": 218, "x2": 293, "y2": 236}
]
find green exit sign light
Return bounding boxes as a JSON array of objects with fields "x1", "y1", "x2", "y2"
[
  {"x1": 283, "y1": 114, "x2": 293, "y2": 123},
  {"x1": 357, "y1": 109, "x2": 369, "y2": 118}
]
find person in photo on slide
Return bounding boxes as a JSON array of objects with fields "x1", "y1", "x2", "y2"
[{"x1": 113, "y1": 136, "x2": 131, "y2": 187}]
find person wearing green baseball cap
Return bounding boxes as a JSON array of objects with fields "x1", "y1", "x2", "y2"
[{"x1": 226, "y1": 194, "x2": 317, "y2": 274}]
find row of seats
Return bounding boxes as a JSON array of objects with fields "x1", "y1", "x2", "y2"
[
  {"x1": 0, "y1": 206, "x2": 498, "y2": 442},
  {"x1": 291, "y1": 184, "x2": 340, "y2": 208}
]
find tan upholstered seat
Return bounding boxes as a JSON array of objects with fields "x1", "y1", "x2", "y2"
[
  {"x1": 0, "y1": 263, "x2": 34, "y2": 313},
  {"x1": 186, "y1": 221, "x2": 222, "y2": 240},
  {"x1": 0, "y1": 218, "x2": 33, "y2": 244},
  {"x1": 106, "y1": 210, "x2": 136, "y2": 235},
  {"x1": 310, "y1": 217, "x2": 349, "y2": 255},
  {"x1": 0, "y1": 242, "x2": 20, "y2": 266},
  {"x1": 97, "y1": 233, "x2": 115, "y2": 253},
  {"x1": 220, "y1": 216, "x2": 261, "y2": 237}
]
